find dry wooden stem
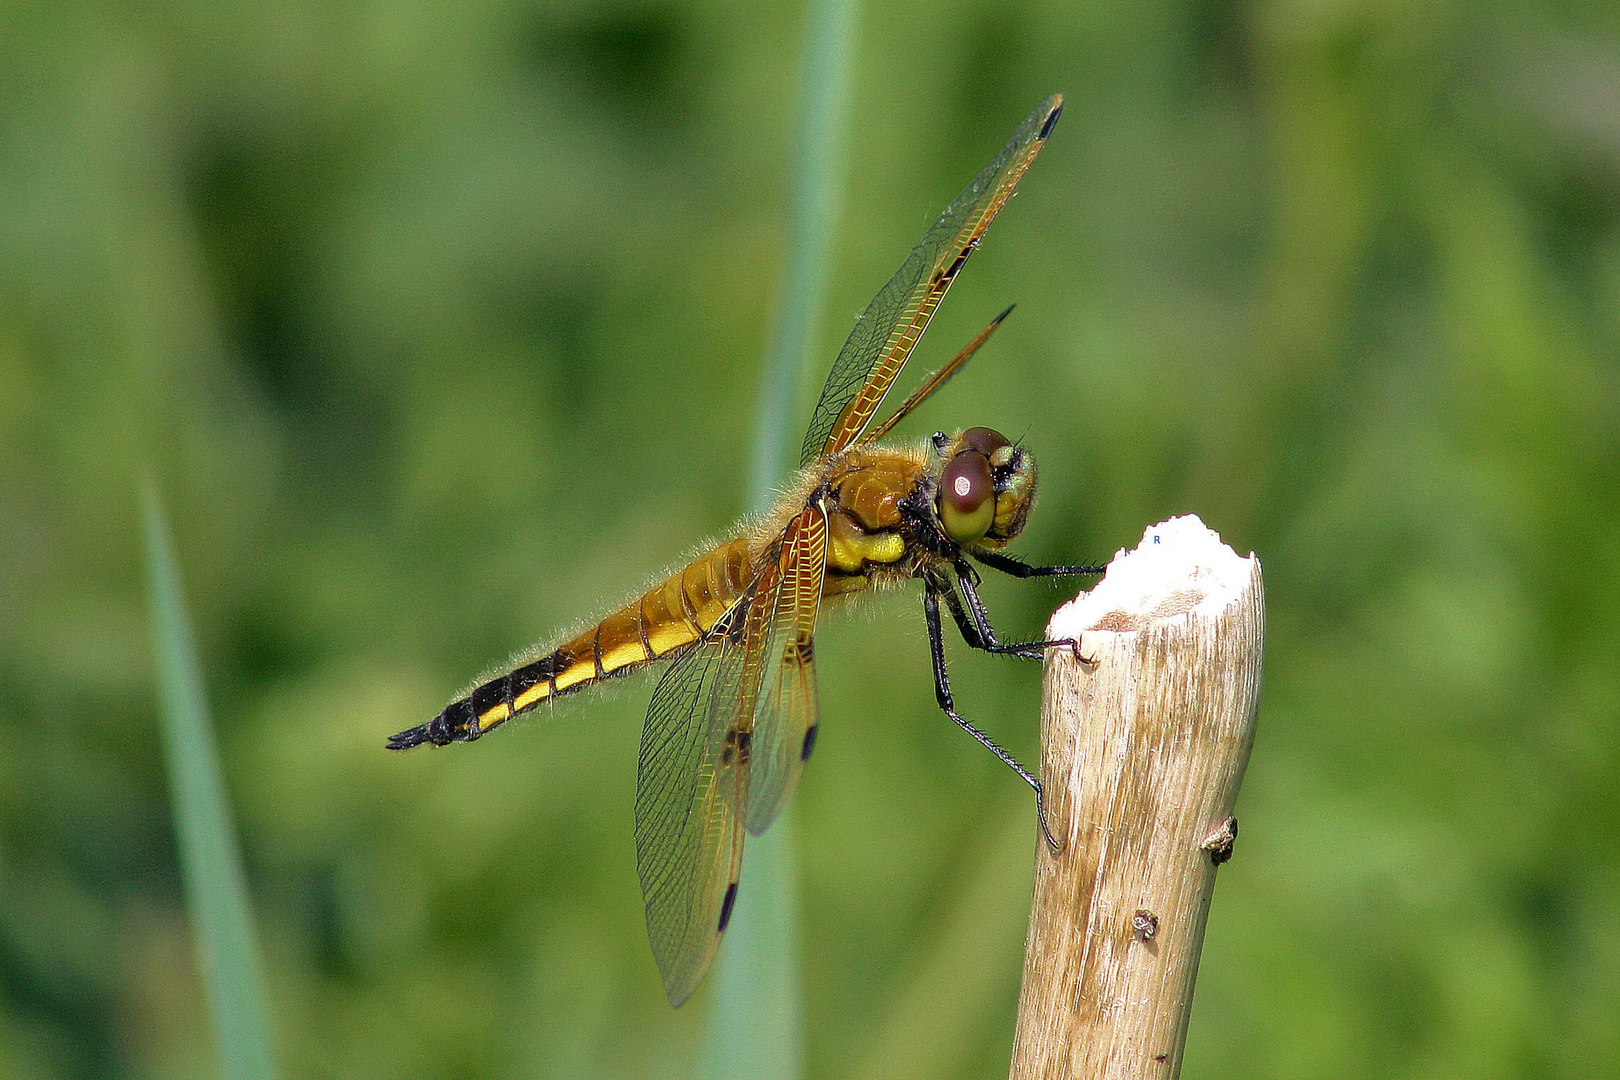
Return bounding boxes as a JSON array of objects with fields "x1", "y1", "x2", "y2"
[{"x1": 1009, "y1": 515, "x2": 1264, "y2": 1079}]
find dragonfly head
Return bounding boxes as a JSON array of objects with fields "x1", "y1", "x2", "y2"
[{"x1": 932, "y1": 427, "x2": 1036, "y2": 549}]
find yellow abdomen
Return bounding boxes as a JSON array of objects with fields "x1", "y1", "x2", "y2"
[
  {"x1": 389, "y1": 444, "x2": 929, "y2": 750},
  {"x1": 389, "y1": 537, "x2": 754, "y2": 748}
]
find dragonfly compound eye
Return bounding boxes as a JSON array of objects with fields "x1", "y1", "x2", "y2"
[
  {"x1": 939, "y1": 449, "x2": 995, "y2": 543},
  {"x1": 961, "y1": 426, "x2": 1010, "y2": 457}
]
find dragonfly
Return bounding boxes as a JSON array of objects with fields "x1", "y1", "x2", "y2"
[{"x1": 389, "y1": 93, "x2": 1103, "y2": 1007}]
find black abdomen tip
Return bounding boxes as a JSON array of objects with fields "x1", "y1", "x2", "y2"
[
  {"x1": 387, "y1": 697, "x2": 476, "y2": 749},
  {"x1": 386, "y1": 726, "x2": 431, "y2": 750}
]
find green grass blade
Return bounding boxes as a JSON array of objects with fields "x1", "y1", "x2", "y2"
[
  {"x1": 705, "y1": 1, "x2": 859, "y2": 1077},
  {"x1": 141, "y1": 482, "x2": 279, "y2": 1080},
  {"x1": 697, "y1": 812, "x2": 805, "y2": 1079},
  {"x1": 743, "y1": 0, "x2": 862, "y2": 507}
]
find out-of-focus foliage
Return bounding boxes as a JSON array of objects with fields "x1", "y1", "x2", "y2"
[{"x1": 2, "y1": 1, "x2": 1617, "y2": 1077}]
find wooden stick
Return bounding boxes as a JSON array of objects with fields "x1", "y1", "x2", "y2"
[{"x1": 1008, "y1": 515, "x2": 1264, "y2": 1079}]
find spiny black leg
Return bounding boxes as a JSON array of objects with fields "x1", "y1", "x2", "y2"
[
  {"x1": 953, "y1": 563, "x2": 1087, "y2": 662},
  {"x1": 924, "y1": 586, "x2": 1063, "y2": 853},
  {"x1": 971, "y1": 549, "x2": 1107, "y2": 579},
  {"x1": 935, "y1": 578, "x2": 991, "y2": 649}
]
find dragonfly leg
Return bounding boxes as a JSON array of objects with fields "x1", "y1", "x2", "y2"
[
  {"x1": 924, "y1": 586, "x2": 1063, "y2": 853},
  {"x1": 970, "y1": 549, "x2": 1106, "y2": 579},
  {"x1": 950, "y1": 564, "x2": 1090, "y2": 663}
]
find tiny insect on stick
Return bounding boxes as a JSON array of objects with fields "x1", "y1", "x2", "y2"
[{"x1": 1009, "y1": 516, "x2": 1263, "y2": 1080}]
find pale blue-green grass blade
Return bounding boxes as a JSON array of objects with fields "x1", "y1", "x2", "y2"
[
  {"x1": 744, "y1": 0, "x2": 862, "y2": 508},
  {"x1": 141, "y1": 482, "x2": 279, "y2": 1080},
  {"x1": 709, "y1": 0, "x2": 859, "y2": 1075},
  {"x1": 697, "y1": 813, "x2": 804, "y2": 1079}
]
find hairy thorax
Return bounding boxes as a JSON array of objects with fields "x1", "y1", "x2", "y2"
[{"x1": 819, "y1": 445, "x2": 928, "y2": 593}]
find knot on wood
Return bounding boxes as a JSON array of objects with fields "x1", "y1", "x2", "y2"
[{"x1": 1200, "y1": 814, "x2": 1238, "y2": 865}]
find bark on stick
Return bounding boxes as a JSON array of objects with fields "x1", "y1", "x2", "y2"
[{"x1": 1008, "y1": 515, "x2": 1263, "y2": 1079}]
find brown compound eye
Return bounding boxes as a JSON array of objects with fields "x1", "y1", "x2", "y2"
[
  {"x1": 961, "y1": 427, "x2": 1010, "y2": 457},
  {"x1": 939, "y1": 450, "x2": 994, "y2": 543}
]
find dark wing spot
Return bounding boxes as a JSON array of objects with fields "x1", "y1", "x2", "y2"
[
  {"x1": 717, "y1": 881, "x2": 739, "y2": 932},
  {"x1": 1040, "y1": 102, "x2": 1063, "y2": 140},
  {"x1": 800, "y1": 724, "x2": 819, "y2": 762},
  {"x1": 720, "y1": 728, "x2": 753, "y2": 766}
]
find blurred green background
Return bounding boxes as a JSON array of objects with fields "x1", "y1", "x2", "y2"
[{"x1": 3, "y1": 0, "x2": 1619, "y2": 1077}]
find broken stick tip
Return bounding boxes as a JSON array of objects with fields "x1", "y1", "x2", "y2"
[{"x1": 1050, "y1": 514, "x2": 1256, "y2": 642}]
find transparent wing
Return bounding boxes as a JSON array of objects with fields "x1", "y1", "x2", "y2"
[
  {"x1": 635, "y1": 594, "x2": 753, "y2": 1007},
  {"x1": 745, "y1": 503, "x2": 827, "y2": 836},
  {"x1": 860, "y1": 304, "x2": 1014, "y2": 445},
  {"x1": 633, "y1": 503, "x2": 829, "y2": 1004},
  {"x1": 798, "y1": 94, "x2": 1063, "y2": 466}
]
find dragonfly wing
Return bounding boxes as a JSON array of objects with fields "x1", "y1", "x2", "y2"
[
  {"x1": 635, "y1": 595, "x2": 754, "y2": 1007},
  {"x1": 860, "y1": 305, "x2": 1014, "y2": 445},
  {"x1": 745, "y1": 502, "x2": 827, "y2": 836},
  {"x1": 798, "y1": 94, "x2": 1063, "y2": 466},
  {"x1": 633, "y1": 502, "x2": 828, "y2": 1002}
]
